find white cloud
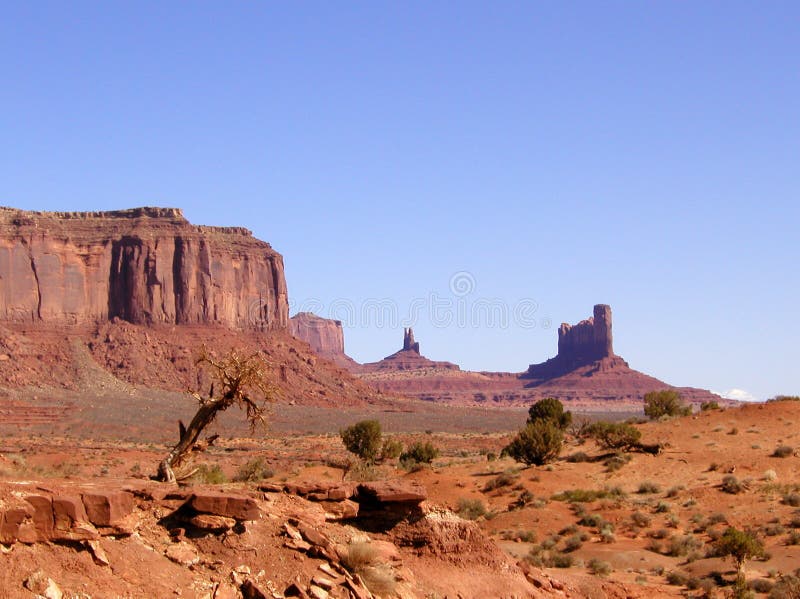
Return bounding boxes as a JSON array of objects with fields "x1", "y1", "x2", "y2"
[{"x1": 713, "y1": 388, "x2": 760, "y2": 402}]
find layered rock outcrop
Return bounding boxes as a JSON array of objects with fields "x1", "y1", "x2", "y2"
[
  {"x1": 526, "y1": 304, "x2": 627, "y2": 379},
  {"x1": 0, "y1": 207, "x2": 288, "y2": 330},
  {"x1": 289, "y1": 312, "x2": 358, "y2": 368}
]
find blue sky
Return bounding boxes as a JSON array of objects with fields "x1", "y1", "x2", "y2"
[{"x1": 1, "y1": 2, "x2": 798, "y2": 400}]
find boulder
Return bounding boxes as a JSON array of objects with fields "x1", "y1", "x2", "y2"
[
  {"x1": 189, "y1": 492, "x2": 260, "y2": 521},
  {"x1": 355, "y1": 481, "x2": 427, "y2": 505},
  {"x1": 81, "y1": 490, "x2": 134, "y2": 526}
]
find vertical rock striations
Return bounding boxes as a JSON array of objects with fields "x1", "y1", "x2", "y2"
[
  {"x1": 526, "y1": 304, "x2": 625, "y2": 379},
  {"x1": 0, "y1": 207, "x2": 288, "y2": 330},
  {"x1": 289, "y1": 312, "x2": 358, "y2": 368}
]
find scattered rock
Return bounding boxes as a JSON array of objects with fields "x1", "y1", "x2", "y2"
[
  {"x1": 189, "y1": 514, "x2": 237, "y2": 531},
  {"x1": 165, "y1": 542, "x2": 200, "y2": 567},
  {"x1": 23, "y1": 570, "x2": 63, "y2": 599},
  {"x1": 81, "y1": 490, "x2": 134, "y2": 526}
]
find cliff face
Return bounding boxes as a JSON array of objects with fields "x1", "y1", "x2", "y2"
[
  {"x1": 526, "y1": 304, "x2": 624, "y2": 379},
  {"x1": 0, "y1": 207, "x2": 288, "y2": 330},
  {"x1": 289, "y1": 312, "x2": 358, "y2": 368}
]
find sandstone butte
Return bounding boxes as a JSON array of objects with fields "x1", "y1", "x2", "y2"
[
  {"x1": 0, "y1": 206, "x2": 288, "y2": 330},
  {"x1": 298, "y1": 304, "x2": 724, "y2": 410},
  {"x1": 0, "y1": 205, "x2": 721, "y2": 411}
]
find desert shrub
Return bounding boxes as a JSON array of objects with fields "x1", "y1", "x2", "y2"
[
  {"x1": 714, "y1": 527, "x2": 765, "y2": 573},
  {"x1": 764, "y1": 523, "x2": 786, "y2": 537},
  {"x1": 784, "y1": 493, "x2": 800, "y2": 507},
  {"x1": 655, "y1": 501, "x2": 671, "y2": 513},
  {"x1": 400, "y1": 441, "x2": 439, "y2": 467},
  {"x1": 769, "y1": 573, "x2": 800, "y2": 599},
  {"x1": 604, "y1": 452, "x2": 631, "y2": 472},
  {"x1": 705, "y1": 513, "x2": 726, "y2": 526},
  {"x1": 586, "y1": 421, "x2": 641, "y2": 451},
  {"x1": 550, "y1": 553, "x2": 574, "y2": 568},
  {"x1": 773, "y1": 445, "x2": 795, "y2": 458},
  {"x1": 666, "y1": 571, "x2": 689, "y2": 586},
  {"x1": 340, "y1": 420, "x2": 382, "y2": 462},
  {"x1": 552, "y1": 486, "x2": 624, "y2": 503},
  {"x1": 650, "y1": 528, "x2": 672, "y2": 540},
  {"x1": 768, "y1": 395, "x2": 800, "y2": 403},
  {"x1": 504, "y1": 420, "x2": 563, "y2": 466},
  {"x1": 644, "y1": 389, "x2": 691, "y2": 420},
  {"x1": 701, "y1": 400, "x2": 721, "y2": 411},
  {"x1": 786, "y1": 531, "x2": 800, "y2": 545},
  {"x1": 341, "y1": 541, "x2": 396, "y2": 596},
  {"x1": 764, "y1": 469, "x2": 779, "y2": 481},
  {"x1": 348, "y1": 461, "x2": 383, "y2": 481},
  {"x1": 638, "y1": 481, "x2": 661, "y2": 494},
  {"x1": 527, "y1": 397, "x2": 572, "y2": 430},
  {"x1": 788, "y1": 515, "x2": 800, "y2": 529},
  {"x1": 578, "y1": 513, "x2": 609, "y2": 529},
  {"x1": 722, "y1": 475, "x2": 746, "y2": 494},
  {"x1": 232, "y1": 457, "x2": 274, "y2": 482},
  {"x1": 457, "y1": 498, "x2": 487, "y2": 520},
  {"x1": 483, "y1": 471, "x2": 519, "y2": 492},
  {"x1": 600, "y1": 526, "x2": 616, "y2": 543},
  {"x1": 379, "y1": 438, "x2": 403, "y2": 461},
  {"x1": 631, "y1": 511, "x2": 652, "y2": 528},
  {"x1": 190, "y1": 463, "x2": 227, "y2": 484},
  {"x1": 588, "y1": 559, "x2": 612, "y2": 577},
  {"x1": 665, "y1": 486, "x2": 683, "y2": 499},
  {"x1": 668, "y1": 534, "x2": 702, "y2": 557},
  {"x1": 563, "y1": 534, "x2": 585, "y2": 552},
  {"x1": 566, "y1": 451, "x2": 590, "y2": 463},
  {"x1": 750, "y1": 579, "x2": 774, "y2": 593}
]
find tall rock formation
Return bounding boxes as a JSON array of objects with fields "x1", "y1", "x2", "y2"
[
  {"x1": 402, "y1": 328, "x2": 420, "y2": 353},
  {"x1": 0, "y1": 207, "x2": 288, "y2": 330},
  {"x1": 359, "y1": 328, "x2": 459, "y2": 372},
  {"x1": 289, "y1": 312, "x2": 357, "y2": 368},
  {"x1": 526, "y1": 304, "x2": 626, "y2": 379}
]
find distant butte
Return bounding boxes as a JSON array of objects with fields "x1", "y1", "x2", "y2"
[
  {"x1": 359, "y1": 327, "x2": 460, "y2": 372},
  {"x1": 342, "y1": 304, "x2": 724, "y2": 410}
]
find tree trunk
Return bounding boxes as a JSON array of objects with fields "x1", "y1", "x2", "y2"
[{"x1": 157, "y1": 399, "x2": 227, "y2": 483}]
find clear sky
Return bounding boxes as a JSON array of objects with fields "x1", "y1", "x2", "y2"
[{"x1": 1, "y1": 2, "x2": 798, "y2": 400}]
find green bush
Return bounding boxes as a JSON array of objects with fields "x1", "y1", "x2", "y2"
[
  {"x1": 504, "y1": 420, "x2": 563, "y2": 466},
  {"x1": 527, "y1": 397, "x2": 572, "y2": 430},
  {"x1": 644, "y1": 389, "x2": 692, "y2": 420},
  {"x1": 701, "y1": 400, "x2": 721, "y2": 411},
  {"x1": 379, "y1": 438, "x2": 403, "y2": 461},
  {"x1": 232, "y1": 457, "x2": 274, "y2": 482},
  {"x1": 722, "y1": 475, "x2": 746, "y2": 494},
  {"x1": 714, "y1": 527, "x2": 765, "y2": 572},
  {"x1": 586, "y1": 421, "x2": 642, "y2": 451},
  {"x1": 400, "y1": 441, "x2": 439, "y2": 466},
  {"x1": 340, "y1": 420, "x2": 383, "y2": 462}
]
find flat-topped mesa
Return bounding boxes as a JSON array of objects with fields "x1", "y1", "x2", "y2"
[
  {"x1": 526, "y1": 304, "x2": 626, "y2": 379},
  {"x1": 402, "y1": 327, "x2": 420, "y2": 354},
  {"x1": 0, "y1": 206, "x2": 288, "y2": 330},
  {"x1": 289, "y1": 312, "x2": 359, "y2": 368}
]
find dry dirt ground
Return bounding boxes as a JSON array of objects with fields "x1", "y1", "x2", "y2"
[{"x1": 2, "y1": 400, "x2": 800, "y2": 598}]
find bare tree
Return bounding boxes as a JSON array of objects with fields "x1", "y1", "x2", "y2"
[{"x1": 156, "y1": 347, "x2": 276, "y2": 483}]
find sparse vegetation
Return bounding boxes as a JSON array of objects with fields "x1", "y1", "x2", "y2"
[
  {"x1": 527, "y1": 397, "x2": 572, "y2": 430},
  {"x1": 722, "y1": 474, "x2": 746, "y2": 494},
  {"x1": 638, "y1": 481, "x2": 661, "y2": 494},
  {"x1": 714, "y1": 527, "x2": 765, "y2": 574},
  {"x1": 588, "y1": 558, "x2": 613, "y2": 577},
  {"x1": 341, "y1": 542, "x2": 397, "y2": 596},
  {"x1": 586, "y1": 421, "x2": 642, "y2": 451},
  {"x1": 457, "y1": 498, "x2": 487, "y2": 520},
  {"x1": 399, "y1": 441, "x2": 439, "y2": 468},
  {"x1": 232, "y1": 457, "x2": 274, "y2": 482},
  {"x1": 341, "y1": 419, "x2": 383, "y2": 463},
  {"x1": 701, "y1": 400, "x2": 721, "y2": 411},
  {"x1": 552, "y1": 486, "x2": 625, "y2": 503},
  {"x1": 644, "y1": 389, "x2": 691, "y2": 420},
  {"x1": 504, "y1": 420, "x2": 563, "y2": 466}
]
